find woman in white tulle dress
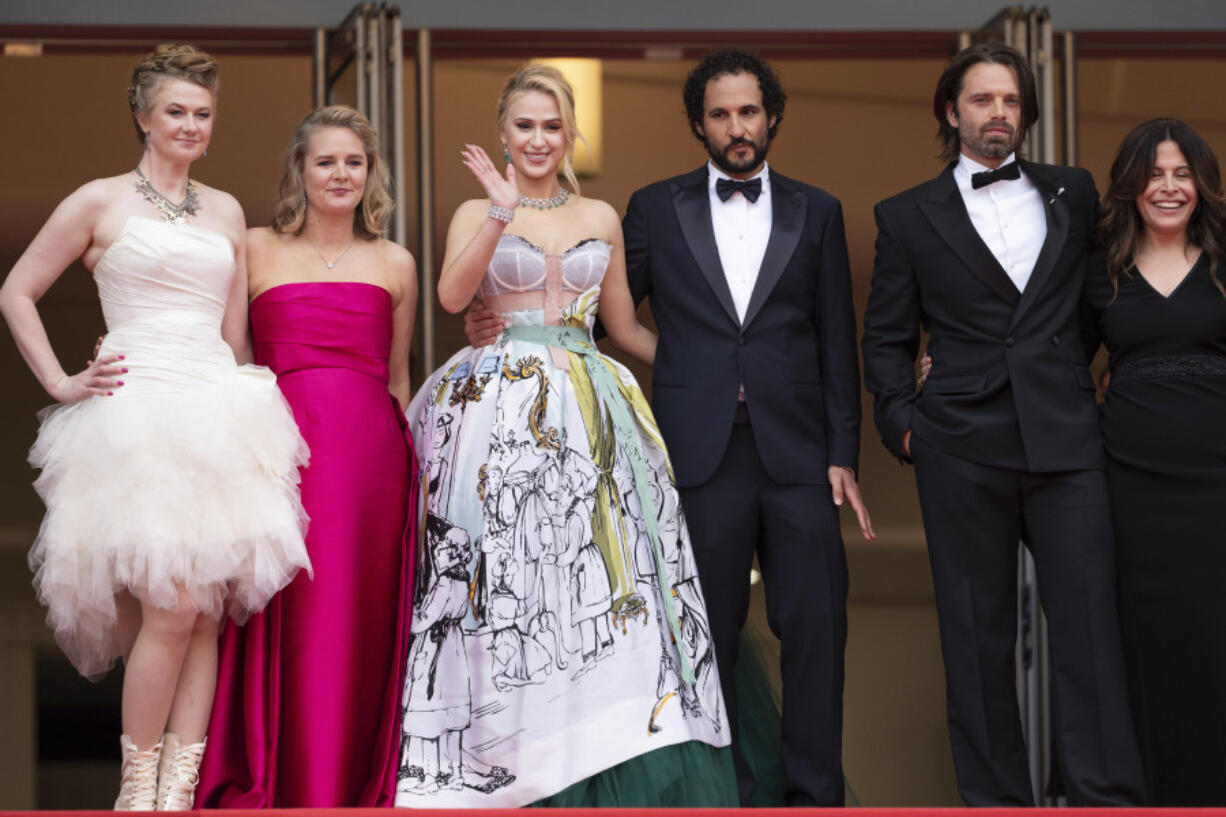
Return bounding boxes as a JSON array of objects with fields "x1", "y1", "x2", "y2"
[{"x1": 0, "y1": 45, "x2": 311, "y2": 810}]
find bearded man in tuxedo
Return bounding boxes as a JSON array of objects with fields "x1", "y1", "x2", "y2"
[{"x1": 861, "y1": 42, "x2": 1146, "y2": 806}]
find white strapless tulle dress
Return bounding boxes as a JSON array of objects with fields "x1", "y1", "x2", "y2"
[{"x1": 28, "y1": 215, "x2": 312, "y2": 681}]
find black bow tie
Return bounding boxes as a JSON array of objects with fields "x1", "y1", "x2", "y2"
[
  {"x1": 715, "y1": 177, "x2": 763, "y2": 203},
  {"x1": 971, "y1": 161, "x2": 1021, "y2": 190}
]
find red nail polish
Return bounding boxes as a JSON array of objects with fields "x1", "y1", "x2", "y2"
[
  {"x1": 121, "y1": 368, "x2": 128, "y2": 373},
  {"x1": 117, "y1": 381, "x2": 124, "y2": 386},
  {"x1": 119, "y1": 355, "x2": 125, "y2": 359},
  {"x1": 107, "y1": 391, "x2": 114, "y2": 396}
]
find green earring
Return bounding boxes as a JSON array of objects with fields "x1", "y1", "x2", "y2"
[{"x1": 503, "y1": 146, "x2": 510, "y2": 163}]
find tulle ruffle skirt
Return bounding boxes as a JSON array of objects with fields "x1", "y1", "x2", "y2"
[{"x1": 27, "y1": 364, "x2": 311, "y2": 680}]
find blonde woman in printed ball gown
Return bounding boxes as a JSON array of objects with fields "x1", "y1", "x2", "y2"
[
  {"x1": 0, "y1": 45, "x2": 311, "y2": 810},
  {"x1": 196, "y1": 106, "x2": 419, "y2": 808},
  {"x1": 396, "y1": 63, "x2": 736, "y2": 808}
]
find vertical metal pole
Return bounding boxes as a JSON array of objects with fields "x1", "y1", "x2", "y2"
[
  {"x1": 1020, "y1": 552, "x2": 1048, "y2": 804},
  {"x1": 1038, "y1": 588, "x2": 1051, "y2": 805},
  {"x1": 1038, "y1": 9, "x2": 1056, "y2": 164},
  {"x1": 957, "y1": 31, "x2": 972, "y2": 51},
  {"x1": 367, "y1": 14, "x2": 382, "y2": 139},
  {"x1": 1062, "y1": 31, "x2": 1078, "y2": 166},
  {"x1": 355, "y1": 9, "x2": 368, "y2": 117},
  {"x1": 416, "y1": 28, "x2": 436, "y2": 374},
  {"x1": 1003, "y1": 11, "x2": 1020, "y2": 51},
  {"x1": 390, "y1": 7, "x2": 406, "y2": 248},
  {"x1": 312, "y1": 28, "x2": 327, "y2": 108}
]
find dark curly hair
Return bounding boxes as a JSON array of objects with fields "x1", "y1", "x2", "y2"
[
  {"x1": 1098, "y1": 118, "x2": 1226, "y2": 299},
  {"x1": 932, "y1": 41, "x2": 1038, "y2": 163},
  {"x1": 683, "y1": 49, "x2": 786, "y2": 143}
]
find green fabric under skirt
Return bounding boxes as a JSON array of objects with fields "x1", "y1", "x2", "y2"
[
  {"x1": 735, "y1": 624, "x2": 859, "y2": 806},
  {"x1": 737, "y1": 628, "x2": 787, "y2": 806},
  {"x1": 532, "y1": 740, "x2": 739, "y2": 807}
]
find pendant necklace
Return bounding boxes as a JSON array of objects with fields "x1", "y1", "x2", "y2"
[
  {"x1": 133, "y1": 165, "x2": 199, "y2": 225},
  {"x1": 519, "y1": 189, "x2": 570, "y2": 210},
  {"x1": 307, "y1": 235, "x2": 355, "y2": 270}
]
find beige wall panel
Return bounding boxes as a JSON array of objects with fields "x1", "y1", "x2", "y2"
[
  {"x1": 1079, "y1": 58, "x2": 1226, "y2": 190},
  {"x1": 845, "y1": 601, "x2": 959, "y2": 805}
]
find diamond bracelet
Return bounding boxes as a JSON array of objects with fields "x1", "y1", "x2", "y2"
[{"x1": 488, "y1": 204, "x2": 514, "y2": 223}]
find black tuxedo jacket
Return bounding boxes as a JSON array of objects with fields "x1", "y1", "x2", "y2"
[
  {"x1": 623, "y1": 165, "x2": 861, "y2": 488},
  {"x1": 862, "y1": 160, "x2": 1104, "y2": 472}
]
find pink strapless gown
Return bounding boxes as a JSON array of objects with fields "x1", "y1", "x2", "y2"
[{"x1": 197, "y1": 282, "x2": 417, "y2": 807}]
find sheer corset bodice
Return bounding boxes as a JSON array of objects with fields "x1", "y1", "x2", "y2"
[{"x1": 477, "y1": 234, "x2": 610, "y2": 327}]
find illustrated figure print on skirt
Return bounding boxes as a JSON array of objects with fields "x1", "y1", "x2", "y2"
[{"x1": 401, "y1": 517, "x2": 475, "y2": 795}]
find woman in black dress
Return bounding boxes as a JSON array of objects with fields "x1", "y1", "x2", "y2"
[{"x1": 1088, "y1": 118, "x2": 1226, "y2": 806}]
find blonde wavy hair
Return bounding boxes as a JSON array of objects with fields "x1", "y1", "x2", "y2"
[
  {"x1": 272, "y1": 106, "x2": 392, "y2": 239},
  {"x1": 127, "y1": 44, "x2": 219, "y2": 144},
  {"x1": 497, "y1": 64, "x2": 585, "y2": 195}
]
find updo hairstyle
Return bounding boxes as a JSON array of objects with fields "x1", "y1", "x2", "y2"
[{"x1": 127, "y1": 44, "x2": 219, "y2": 144}]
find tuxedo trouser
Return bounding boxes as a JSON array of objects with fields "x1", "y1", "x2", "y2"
[
  {"x1": 910, "y1": 435, "x2": 1146, "y2": 806},
  {"x1": 679, "y1": 420, "x2": 847, "y2": 806}
]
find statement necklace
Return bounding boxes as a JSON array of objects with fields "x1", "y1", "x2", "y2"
[
  {"x1": 133, "y1": 166, "x2": 199, "y2": 225},
  {"x1": 519, "y1": 189, "x2": 570, "y2": 210},
  {"x1": 307, "y1": 235, "x2": 355, "y2": 270}
]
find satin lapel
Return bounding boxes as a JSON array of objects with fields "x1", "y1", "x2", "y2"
[
  {"x1": 671, "y1": 169, "x2": 740, "y2": 327},
  {"x1": 741, "y1": 175, "x2": 805, "y2": 331},
  {"x1": 918, "y1": 167, "x2": 1021, "y2": 306},
  {"x1": 1009, "y1": 162, "x2": 1070, "y2": 330}
]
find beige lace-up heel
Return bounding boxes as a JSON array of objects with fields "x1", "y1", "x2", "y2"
[
  {"x1": 114, "y1": 735, "x2": 162, "y2": 811},
  {"x1": 156, "y1": 733, "x2": 207, "y2": 810}
]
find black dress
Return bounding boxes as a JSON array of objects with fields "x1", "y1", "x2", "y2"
[{"x1": 1090, "y1": 252, "x2": 1226, "y2": 806}]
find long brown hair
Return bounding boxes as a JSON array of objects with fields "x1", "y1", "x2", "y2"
[
  {"x1": 1097, "y1": 118, "x2": 1226, "y2": 299},
  {"x1": 932, "y1": 42, "x2": 1038, "y2": 163},
  {"x1": 272, "y1": 106, "x2": 392, "y2": 239}
]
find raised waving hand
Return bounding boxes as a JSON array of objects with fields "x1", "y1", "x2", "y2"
[{"x1": 461, "y1": 144, "x2": 518, "y2": 211}]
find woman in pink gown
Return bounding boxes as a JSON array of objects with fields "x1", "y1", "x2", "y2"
[{"x1": 196, "y1": 106, "x2": 418, "y2": 807}]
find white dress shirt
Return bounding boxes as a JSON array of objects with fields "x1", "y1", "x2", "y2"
[
  {"x1": 708, "y1": 161, "x2": 772, "y2": 323},
  {"x1": 954, "y1": 152, "x2": 1047, "y2": 293}
]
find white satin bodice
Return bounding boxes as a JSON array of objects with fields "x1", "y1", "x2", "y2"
[
  {"x1": 93, "y1": 216, "x2": 260, "y2": 397},
  {"x1": 96, "y1": 216, "x2": 234, "y2": 330}
]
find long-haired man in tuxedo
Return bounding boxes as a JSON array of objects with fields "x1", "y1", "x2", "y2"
[{"x1": 861, "y1": 42, "x2": 1145, "y2": 806}]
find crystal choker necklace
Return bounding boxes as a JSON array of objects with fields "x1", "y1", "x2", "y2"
[
  {"x1": 134, "y1": 166, "x2": 199, "y2": 224},
  {"x1": 519, "y1": 189, "x2": 570, "y2": 210}
]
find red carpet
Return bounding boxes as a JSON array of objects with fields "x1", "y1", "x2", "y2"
[{"x1": 9, "y1": 804, "x2": 1226, "y2": 809}]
